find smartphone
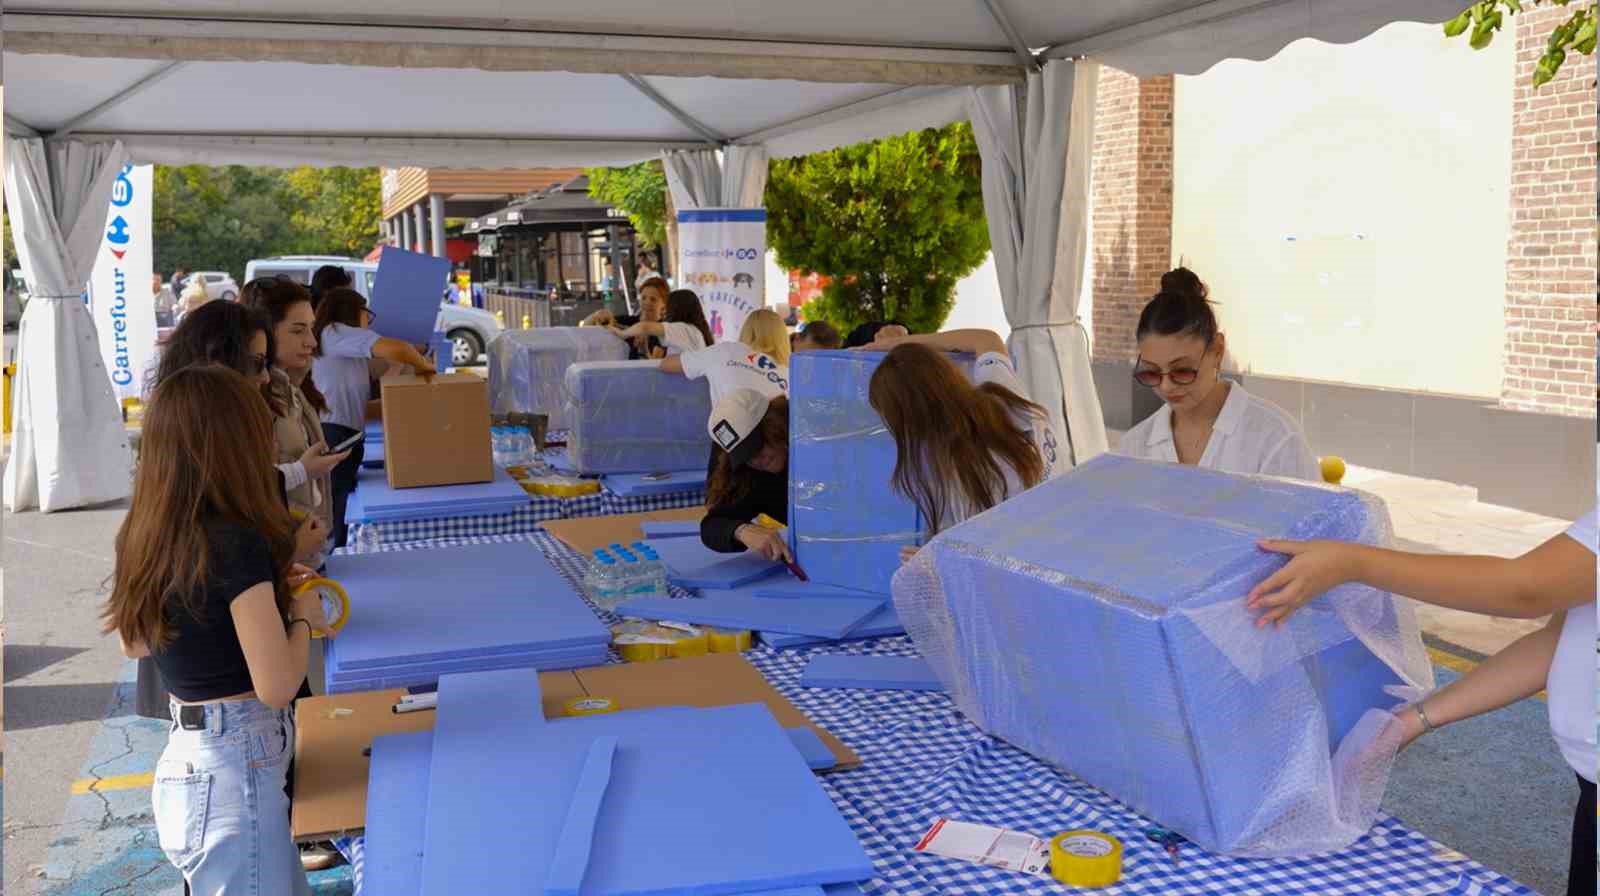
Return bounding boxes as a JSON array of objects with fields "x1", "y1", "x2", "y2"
[{"x1": 324, "y1": 432, "x2": 364, "y2": 455}]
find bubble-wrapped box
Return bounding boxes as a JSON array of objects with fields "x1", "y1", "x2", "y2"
[
  {"x1": 564, "y1": 360, "x2": 713, "y2": 474},
  {"x1": 893, "y1": 454, "x2": 1433, "y2": 857},
  {"x1": 789, "y1": 350, "x2": 975, "y2": 595},
  {"x1": 487, "y1": 328, "x2": 627, "y2": 429}
]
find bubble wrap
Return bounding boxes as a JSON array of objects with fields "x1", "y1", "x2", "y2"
[
  {"x1": 487, "y1": 328, "x2": 627, "y2": 428},
  {"x1": 892, "y1": 454, "x2": 1434, "y2": 858},
  {"x1": 563, "y1": 360, "x2": 713, "y2": 474},
  {"x1": 789, "y1": 350, "x2": 975, "y2": 595}
]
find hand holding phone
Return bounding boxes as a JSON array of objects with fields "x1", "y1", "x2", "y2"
[{"x1": 325, "y1": 432, "x2": 364, "y2": 455}]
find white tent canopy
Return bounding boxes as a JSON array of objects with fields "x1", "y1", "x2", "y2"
[
  {"x1": 3, "y1": 0, "x2": 1462, "y2": 511},
  {"x1": 5, "y1": 1, "x2": 1466, "y2": 168}
]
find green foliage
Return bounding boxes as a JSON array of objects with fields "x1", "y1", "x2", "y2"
[
  {"x1": 152, "y1": 165, "x2": 380, "y2": 278},
  {"x1": 2, "y1": 206, "x2": 15, "y2": 275},
  {"x1": 586, "y1": 161, "x2": 669, "y2": 249},
  {"x1": 1446, "y1": 1, "x2": 1597, "y2": 85},
  {"x1": 765, "y1": 123, "x2": 989, "y2": 335}
]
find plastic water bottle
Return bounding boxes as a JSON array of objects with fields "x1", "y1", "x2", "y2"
[
  {"x1": 587, "y1": 549, "x2": 623, "y2": 610},
  {"x1": 632, "y1": 542, "x2": 669, "y2": 598},
  {"x1": 514, "y1": 428, "x2": 536, "y2": 465},
  {"x1": 355, "y1": 524, "x2": 381, "y2": 554},
  {"x1": 492, "y1": 427, "x2": 512, "y2": 467}
]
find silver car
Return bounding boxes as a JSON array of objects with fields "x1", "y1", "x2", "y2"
[
  {"x1": 191, "y1": 270, "x2": 240, "y2": 302},
  {"x1": 244, "y1": 255, "x2": 502, "y2": 366}
]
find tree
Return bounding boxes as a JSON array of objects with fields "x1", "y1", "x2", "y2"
[
  {"x1": 765, "y1": 123, "x2": 990, "y2": 335},
  {"x1": 1445, "y1": 1, "x2": 1597, "y2": 85},
  {"x1": 152, "y1": 165, "x2": 380, "y2": 278},
  {"x1": 586, "y1": 161, "x2": 670, "y2": 251}
]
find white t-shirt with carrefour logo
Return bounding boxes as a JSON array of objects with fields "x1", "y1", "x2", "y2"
[{"x1": 679, "y1": 341, "x2": 789, "y2": 405}]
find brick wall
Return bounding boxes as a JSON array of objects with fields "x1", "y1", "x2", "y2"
[
  {"x1": 1090, "y1": 69, "x2": 1174, "y2": 362},
  {"x1": 1500, "y1": 5, "x2": 1597, "y2": 417}
]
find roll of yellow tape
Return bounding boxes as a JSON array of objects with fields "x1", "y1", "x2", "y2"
[
  {"x1": 614, "y1": 639, "x2": 670, "y2": 663},
  {"x1": 754, "y1": 513, "x2": 786, "y2": 532},
  {"x1": 1050, "y1": 831, "x2": 1122, "y2": 889},
  {"x1": 666, "y1": 629, "x2": 710, "y2": 658},
  {"x1": 564, "y1": 697, "x2": 619, "y2": 717},
  {"x1": 293, "y1": 578, "x2": 350, "y2": 639},
  {"x1": 705, "y1": 627, "x2": 752, "y2": 653}
]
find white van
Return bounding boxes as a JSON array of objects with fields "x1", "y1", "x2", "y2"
[{"x1": 245, "y1": 256, "x2": 501, "y2": 366}]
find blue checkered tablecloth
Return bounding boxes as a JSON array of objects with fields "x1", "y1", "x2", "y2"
[
  {"x1": 331, "y1": 533, "x2": 1535, "y2": 896},
  {"x1": 345, "y1": 484, "x2": 699, "y2": 546}
]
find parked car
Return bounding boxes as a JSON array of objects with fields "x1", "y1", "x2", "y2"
[
  {"x1": 245, "y1": 255, "x2": 501, "y2": 366},
  {"x1": 4, "y1": 268, "x2": 25, "y2": 329},
  {"x1": 192, "y1": 271, "x2": 239, "y2": 302}
]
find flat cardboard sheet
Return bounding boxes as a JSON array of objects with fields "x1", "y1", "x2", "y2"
[
  {"x1": 291, "y1": 653, "x2": 857, "y2": 839},
  {"x1": 370, "y1": 246, "x2": 451, "y2": 346},
  {"x1": 540, "y1": 507, "x2": 704, "y2": 556}
]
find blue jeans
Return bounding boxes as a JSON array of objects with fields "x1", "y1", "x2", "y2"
[{"x1": 152, "y1": 698, "x2": 311, "y2": 896}]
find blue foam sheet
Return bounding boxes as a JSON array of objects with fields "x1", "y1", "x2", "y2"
[
  {"x1": 421, "y1": 686, "x2": 872, "y2": 895},
  {"x1": 361, "y1": 437, "x2": 385, "y2": 469},
  {"x1": 760, "y1": 604, "x2": 905, "y2": 649},
  {"x1": 645, "y1": 536, "x2": 785, "y2": 589},
  {"x1": 364, "y1": 730, "x2": 432, "y2": 896},
  {"x1": 324, "y1": 541, "x2": 609, "y2": 672},
  {"x1": 603, "y1": 470, "x2": 708, "y2": 498},
  {"x1": 753, "y1": 581, "x2": 884, "y2": 601},
  {"x1": 896, "y1": 454, "x2": 1423, "y2": 855},
  {"x1": 325, "y1": 646, "x2": 609, "y2": 694},
  {"x1": 365, "y1": 421, "x2": 385, "y2": 443},
  {"x1": 545, "y1": 737, "x2": 618, "y2": 896},
  {"x1": 785, "y1": 727, "x2": 837, "y2": 770},
  {"x1": 789, "y1": 351, "x2": 976, "y2": 595},
  {"x1": 616, "y1": 593, "x2": 881, "y2": 639},
  {"x1": 800, "y1": 655, "x2": 943, "y2": 692},
  {"x1": 370, "y1": 246, "x2": 452, "y2": 346},
  {"x1": 639, "y1": 520, "x2": 701, "y2": 539},
  {"x1": 564, "y1": 361, "x2": 714, "y2": 474},
  {"x1": 355, "y1": 467, "x2": 528, "y2": 518}
]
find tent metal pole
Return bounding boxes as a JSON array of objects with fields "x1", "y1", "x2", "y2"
[
  {"x1": 619, "y1": 74, "x2": 725, "y2": 146},
  {"x1": 977, "y1": 0, "x2": 1040, "y2": 69},
  {"x1": 51, "y1": 62, "x2": 185, "y2": 140}
]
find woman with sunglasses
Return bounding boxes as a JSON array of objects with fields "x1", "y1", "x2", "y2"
[
  {"x1": 312, "y1": 287, "x2": 435, "y2": 548},
  {"x1": 1116, "y1": 268, "x2": 1318, "y2": 481}
]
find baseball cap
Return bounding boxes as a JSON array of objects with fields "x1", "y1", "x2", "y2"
[{"x1": 707, "y1": 389, "x2": 771, "y2": 469}]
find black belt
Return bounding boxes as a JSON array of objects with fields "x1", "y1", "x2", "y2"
[{"x1": 177, "y1": 704, "x2": 208, "y2": 731}]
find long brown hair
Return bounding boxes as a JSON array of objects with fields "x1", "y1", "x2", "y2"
[
  {"x1": 868, "y1": 344, "x2": 1045, "y2": 535},
  {"x1": 666, "y1": 289, "x2": 714, "y2": 348},
  {"x1": 706, "y1": 396, "x2": 789, "y2": 507},
  {"x1": 313, "y1": 286, "x2": 369, "y2": 355},
  {"x1": 241, "y1": 276, "x2": 329, "y2": 414},
  {"x1": 105, "y1": 365, "x2": 296, "y2": 650}
]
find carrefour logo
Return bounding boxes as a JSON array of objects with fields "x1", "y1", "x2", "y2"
[
  {"x1": 106, "y1": 165, "x2": 135, "y2": 259},
  {"x1": 727, "y1": 248, "x2": 759, "y2": 260}
]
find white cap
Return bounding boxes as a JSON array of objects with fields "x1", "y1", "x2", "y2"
[{"x1": 707, "y1": 388, "x2": 771, "y2": 468}]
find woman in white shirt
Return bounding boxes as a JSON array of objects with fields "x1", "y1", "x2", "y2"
[
  {"x1": 859, "y1": 329, "x2": 1052, "y2": 558},
  {"x1": 609, "y1": 289, "x2": 713, "y2": 357},
  {"x1": 663, "y1": 307, "x2": 791, "y2": 480},
  {"x1": 310, "y1": 287, "x2": 435, "y2": 548},
  {"x1": 1117, "y1": 268, "x2": 1319, "y2": 482},
  {"x1": 1248, "y1": 503, "x2": 1597, "y2": 896}
]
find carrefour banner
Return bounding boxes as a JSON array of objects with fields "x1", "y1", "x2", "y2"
[
  {"x1": 87, "y1": 164, "x2": 157, "y2": 401},
  {"x1": 676, "y1": 208, "x2": 766, "y2": 342}
]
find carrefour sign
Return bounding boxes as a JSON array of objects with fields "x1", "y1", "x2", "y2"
[{"x1": 88, "y1": 164, "x2": 157, "y2": 400}]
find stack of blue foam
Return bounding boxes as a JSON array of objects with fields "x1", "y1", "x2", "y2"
[
  {"x1": 893, "y1": 454, "x2": 1434, "y2": 857},
  {"x1": 488, "y1": 327, "x2": 628, "y2": 429},
  {"x1": 564, "y1": 361, "x2": 713, "y2": 474},
  {"x1": 364, "y1": 668, "x2": 874, "y2": 896},
  {"x1": 345, "y1": 467, "x2": 528, "y2": 525},
  {"x1": 788, "y1": 350, "x2": 974, "y2": 595},
  {"x1": 361, "y1": 422, "x2": 385, "y2": 469},
  {"x1": 321, "y1": 541, "x2": 610, "y2": 693}
]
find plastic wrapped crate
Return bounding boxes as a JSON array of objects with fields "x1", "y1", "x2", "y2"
[
  {"x1": 789, "y1": 350, "x2": 973, "y2": 595},
  {"x1": 892, "y1": 454, "x2": 1433, "y2": 857},
  {"x1": 487, "y1": 328, "x2": 627, "y2": 429},
  {"x1": 564, "y1": 360, "x2": 713, "y2": 474}
]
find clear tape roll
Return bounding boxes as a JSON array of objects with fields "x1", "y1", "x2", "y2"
[{"x1": 293, "y1": 578, "x2": 349, "y2": 639}]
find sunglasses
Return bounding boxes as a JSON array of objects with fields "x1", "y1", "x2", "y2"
[{"x1": 1133, "y1": 340, "x2": 1214, "y2": 389}]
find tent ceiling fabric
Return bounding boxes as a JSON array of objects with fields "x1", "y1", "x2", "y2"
[{"x1": 7, "y1": 1, "x2": 1461, "y2": 168}]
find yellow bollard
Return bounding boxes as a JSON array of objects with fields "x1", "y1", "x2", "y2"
[
  {"x1": 1319, "y1": 456, "x2": 1346, "y2": 486},
  {"x1": 494, "y1": 310, "x2": 505, "y2": 327},
  {"x1": 2, "y1": 364, "x2": 12, "y2": 435},
  {"x1": 522, "y1": 315, "x2": 532, "y2": 330}
]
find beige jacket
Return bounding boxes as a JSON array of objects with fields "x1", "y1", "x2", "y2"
[{"x1": 268, "y1": 369, "x2": 334, "y2": 546}]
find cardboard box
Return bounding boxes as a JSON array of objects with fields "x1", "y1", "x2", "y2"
[
  {"x1": 379, "y1": 373, "x2": 493, "y2": 489},
  {"x1": 291, "y1": 653, "x2": 858, "y2": 840},
  {"x1": 539, "y1": 506, "x2": 705, "y2": 555}
]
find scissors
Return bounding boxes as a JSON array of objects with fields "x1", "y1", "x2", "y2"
[{"x1": 1145, "y1": 827, "x2": 1185, "y2": 864}]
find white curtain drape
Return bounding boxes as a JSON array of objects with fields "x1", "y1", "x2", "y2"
[
  {"x1": 662, "y1": 146, "x2": 769, "y2": 210},
  {"x1": 968, "y1": 59, "x2": 1106, "y2": 470},
  {"x1": 3, "y1": 136, "x2": 135, "y2": 512}
]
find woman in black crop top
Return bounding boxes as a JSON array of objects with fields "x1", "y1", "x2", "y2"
[{"x1": 105, "y1": 365, "x2": 331, "y2": 894}]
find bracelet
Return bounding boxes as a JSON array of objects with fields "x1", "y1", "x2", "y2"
[
  {"x1": 287, "y1": 618, "x2": 313, "y2": 638},
  {"x1": 1412, "y1": 701, "x2": 1436, "y2": 735}
]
